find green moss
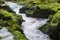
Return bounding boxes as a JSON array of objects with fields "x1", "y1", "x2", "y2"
[
  {"x1": 0, "y1": 9, "x2": 27, "y2": 40},
  {"x1": 10, "y1": 0, "x2": 59, "y2": 18},
  {"x1": 40, "y1": 11, "x2": 60, "y2": 40},
  {"x1": 49, "y1": 11, "x2": 60, "y2": 27},
  {"x1": 13, "y1": 31, "x2": 27, "y2": 40}
]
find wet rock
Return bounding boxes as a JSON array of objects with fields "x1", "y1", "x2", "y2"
[{"x1": 20, "y1": 7, "x2": 56, "y2": 18}]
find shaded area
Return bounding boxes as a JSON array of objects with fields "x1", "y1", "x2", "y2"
[
  {"x1": 40, "y1": 11, "x2": 60, "y2": 40},
  {"x1": 20, "y1": 7, "x2": 56, "y2": 18}
]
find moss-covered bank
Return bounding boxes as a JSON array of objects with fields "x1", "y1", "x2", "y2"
[{"x1": 0, "y1": 9, "x2": 28, "y2": 40}]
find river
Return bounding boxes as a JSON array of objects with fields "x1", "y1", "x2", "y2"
[{"x1": 0, "y1": 1, "x2": 50, "y2": 40}]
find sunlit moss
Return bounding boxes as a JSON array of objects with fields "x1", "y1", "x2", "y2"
[
  {"x1": 49, "y1": 11, "x2": 60, "y2": 26},
  {"x1": 0, "y1": 9, "x2": 27, "y2": 40}
]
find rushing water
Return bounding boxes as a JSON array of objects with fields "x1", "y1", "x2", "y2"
[
  {"x1": 0, "y1": 27, "x2": 14, "y2": 40},
  {"x1": 4, "y1": 1, "x2": 50, "y2": 40}
]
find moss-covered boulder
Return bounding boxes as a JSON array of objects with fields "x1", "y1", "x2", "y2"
[
  {"x1": 0, "y1": 9, "x2": 27, "y2": 40},
  {"x1": 48, "y1": 11, "x2": 60, "y2": 40},
  {"x1": 20, "y1": 7, "x2": 56, "y2": 18},
  {"x1": 18, "y1": 0, "x2": 60, "y2": 18},
  {"x1": 40, "y1": 11, "x2": 60, "y2": 40}
]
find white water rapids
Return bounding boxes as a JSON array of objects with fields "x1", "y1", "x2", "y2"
[
  {"x1": 0, "y1": 27, "x2": 14, "y2": 40},
  {"x1": 2, "y1": 1, "x2": 50, "y2": 40}
]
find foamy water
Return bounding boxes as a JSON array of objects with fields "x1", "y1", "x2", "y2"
[
  {"x1": 0, "y1": 27, "x2": 14, "y2": 40},
  {"x1": 4, "y1": 2, "x2": 50, "y2": 40}
]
